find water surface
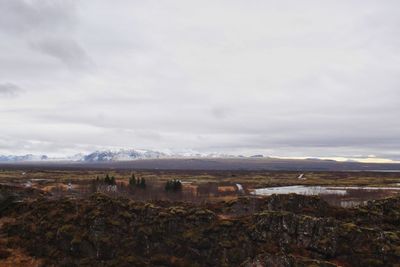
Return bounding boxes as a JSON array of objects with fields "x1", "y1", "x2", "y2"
[{"x1": 251, "y1": 185, "x2": 400, "y2": 207}]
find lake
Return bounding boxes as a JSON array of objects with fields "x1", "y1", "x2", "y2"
[{"x1": 251, "y1": 185, "x2": 400, "y2": 207}]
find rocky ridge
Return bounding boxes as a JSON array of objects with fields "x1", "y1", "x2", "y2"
[{"x1": 1, "y1": 191, "x2": 400, "y2": 266}]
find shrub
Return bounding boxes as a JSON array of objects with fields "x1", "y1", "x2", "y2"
[{"x1": 165, "y1": 179, "x2": 182, "y2": 192}]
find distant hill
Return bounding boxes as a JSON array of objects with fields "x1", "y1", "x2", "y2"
[
  {"x1": 1, "y1": 157, "x2": 400, "y2": 172},
  {"x1": 1, "y1": 149, "x2": 399, "y2": 171}
]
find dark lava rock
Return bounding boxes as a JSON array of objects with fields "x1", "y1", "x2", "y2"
[
  {"x1": 2, "y1": 193, "x2": 400, "y2": 266},
  {"x1": 241, "y1": 253, "x2": 338, "y2": 267}
]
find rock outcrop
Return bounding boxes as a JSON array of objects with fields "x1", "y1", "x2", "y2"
[{"x1": 2, "y1": 192, "x2": 400, "y2": 266}]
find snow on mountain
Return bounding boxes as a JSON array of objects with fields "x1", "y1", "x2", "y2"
[
  {"x1": 0, "y1": 149, "x2": 238, "y2": 162},
  {"x1": 82, "y1": 149, "x2": 167, "y2": 162},
  {"x1": 81, "y1": 149, "x2": 240, "y2": 162},
  {"x1": 0, "y1": 154, "x2": 48, "y2": 162}
]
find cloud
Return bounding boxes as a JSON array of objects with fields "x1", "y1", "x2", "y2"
[
  {"x1": 0, "y1": 0, "x2": 399, "y2": 160},
  {"x1": 0, "y1": 0, "x2": 76, "y2": 35},
  {"x1": 0, "y1": 0, "x2": 92, "y2": 71},
  {"x1": 30, "y1": 38, "x2": 92, "y2": 70},
  {"x1": 0, "y1": 83, "x2": 23, "y2": 97}
]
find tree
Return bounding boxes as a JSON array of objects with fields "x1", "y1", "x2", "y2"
[
  {"x1": 175, "y1": 180, "x2": 182, "y2": 191},
  {"x1": 129, "y1": 174, "x2": 136, "y2": 187},
  {"x1": 139, "y1": 177, "x2": 146, "y2": 189},
  {"x1": 110, "y1": 176, "x2": 116, "y2": 185},
  {"x1": 165, "y1": 179, "x2": 182, "y2": 192},
  {"x1": 165, "y1": 180, "x2": 171, "y2": 191},
  {"x1": 103, "y1": 174, "x2": 116, "y2": 185},
  {"x1": 104, "y1": 174, "x2": 111, "y2": 184}
]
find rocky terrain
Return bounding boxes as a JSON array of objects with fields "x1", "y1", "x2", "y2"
[{"x1": 0, "y1": 186, "x2": 399, "y2": 267}]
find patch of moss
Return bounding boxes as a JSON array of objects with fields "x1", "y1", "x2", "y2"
[
  {"x1": 219, "y1": 240, "x2": 234, "y2": 248},
  {"x1": 360, "y1": 258, "x2": 384, "y2": 266},
  {"x1": 71, "y1": 235, "x2": 82, "y2": 245},
  {"x1": 393, "y1": 246, "x2": 400, "y2": 256},
  {"x1": 109, "y1": 219, "x2": 121, "y2": 226},
  {"x1": 219, "y1": 220, "x2": 234, "y2": 227},
  {"x1": 120, "y1": 211, "x2": 132, "y2": 219},
  {"x1": 342, "y1": 222, "x2": 357, "y2": 231},
  {"x1": 169, "y1": 206, "x2": 186, "y2": 215},
  {"x1": 45, "y1": 231, "x2": 55, "y2": 240},
  {"x1": 58, "y1": 224, "x2": 74, "y2": 236}
]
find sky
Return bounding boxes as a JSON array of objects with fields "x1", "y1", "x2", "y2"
[{"x1": 0, "y1": 0, "x2": 399, "y2": 161}]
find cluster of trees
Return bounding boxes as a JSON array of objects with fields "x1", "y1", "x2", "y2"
[
  {"x1": 96, "y1": 174, "x2": 116, "y2": 185},
  {"x1": 129, "y1": 174, "x2": 146, "y2": 189},
  {"x1": 165, "y1": 179, "x2": 182, "y2": 192}
]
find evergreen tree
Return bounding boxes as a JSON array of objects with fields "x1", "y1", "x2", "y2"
[
  {"x1": 175, "y1": 180, "x2": 182, "y2": 191},
  {"x1": 129, "y1": 174, "x2": 136, "y2": 187},
  {"x1": 110, "y1": 176, "x2": 116, "y2": 185},
  {"x1": 165, "y1": 179, "x2": 182, "y2": 192},
  {"x1": 139, "y1": 177, "x2": 146, "y2": 189},
  {"x1": 104, "y1": 174, "x2": 111, "y2": 184},
  {"x1": 165, "y1": 180, "x2": 171, "y2": 191}
]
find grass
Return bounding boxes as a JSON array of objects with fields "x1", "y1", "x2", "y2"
[{"x1": 1, "y1": 169, "x2": 400, "y2": 188}]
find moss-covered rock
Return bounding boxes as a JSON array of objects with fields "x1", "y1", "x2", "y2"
[{"x1": 3, "y1": 193, "x2": 400, "y2": 267}]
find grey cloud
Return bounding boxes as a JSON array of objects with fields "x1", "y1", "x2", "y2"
[
  {"x1": 30, "y1": 38, "x2": 92, "y2": 70},
  {"x1": 0, "y1": 83, "x2": 23, "y2": 97},
  {"x1": 0, "y1": 0, "x2": 76, "y2": 35},
  {"x1": 211, "y1": 106, "x2": 231, "y2": 119},
  {"x1": 0, "y1": 0, "x2": 399, "y2": 160},
  {"x1": 0, "y1": 0, "x2": 92, "y2": 71}
]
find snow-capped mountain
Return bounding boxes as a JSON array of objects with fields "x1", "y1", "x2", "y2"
[
  {"x1": 0, "y1": 154, "x2": 48, "y2": 162},
  {"x1": 83, "y1": 149, "x2": 168, "y2": 162},
  {"x1": 0, "y1": 149, "x2": 239, "y2": 162},
  {"x1": 81, "y1": 149, "x2": 240, "y2": 161}
]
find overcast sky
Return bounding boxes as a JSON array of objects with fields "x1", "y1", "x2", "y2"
[{"x1": 0, "y1": 0, "x2": 399, "y2": 160}]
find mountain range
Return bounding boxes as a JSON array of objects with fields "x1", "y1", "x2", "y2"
[{"x1": 0, "y1": 149, "x2": 248, "y2": 162}]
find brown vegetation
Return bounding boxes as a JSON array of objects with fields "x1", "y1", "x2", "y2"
[
  {"x1": 0, "y1": 189, "x2": 400, "y2": 266},
  {"x1": 0, "y1": 169, "x2": 399, "y2": 266}
]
